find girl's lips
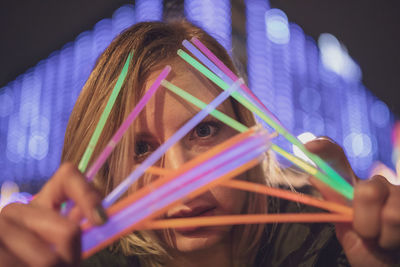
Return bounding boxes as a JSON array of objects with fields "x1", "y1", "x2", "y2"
[
  {"x1": 168, "y1": 206, "x2": 216, "y2": 219},
  {"x1": 167, "y1": 206, "x2": 217, "y2": 234}
]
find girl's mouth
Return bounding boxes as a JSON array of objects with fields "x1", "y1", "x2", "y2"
[{"x1": 167, "y1": 206, "x2": 217, "y2": 234}]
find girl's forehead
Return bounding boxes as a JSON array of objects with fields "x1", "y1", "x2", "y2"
[{"x1": 135, "y1": 66, "x2": 235, "y2": 138}]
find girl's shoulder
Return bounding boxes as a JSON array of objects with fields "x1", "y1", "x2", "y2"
[
  {"x1": 81, "y1": 248, "x2": 140, "y2": 267},
  {"x1": 255, "y1": 186, "x2": 350, "y2": 267}
]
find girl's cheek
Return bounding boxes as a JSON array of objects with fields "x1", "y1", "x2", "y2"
[{"x1": 212, "y1": 187, "x2": 247, "y2": 214}]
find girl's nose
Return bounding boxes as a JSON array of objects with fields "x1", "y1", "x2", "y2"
[{"x1": 163, "y1": 143, "x2": 192, "y2": 170}]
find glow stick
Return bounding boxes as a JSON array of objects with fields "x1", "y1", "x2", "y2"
[
  {"x1": 190, "y1": 37, "x2": 282, "y2": 126},
  {"x1": 177, "y1": 49, "x2": 354, "y2": 200},
  {"x1": 82, "y1": 134, "x2": 268, "y2": 255},
  {"x1": 142, "y1": 213, "x2": 352, "y2": 230},
  {"x1": 182, "y1": 39, "x2": 281, "y2": 127},
  {"x1": 162, "y1": 80, "x2": 248, "y2": 132},
  {"x1": 223, "y1": 180, "x2": 352, "y2": 215},
  {"x1": 102, "y1": 79, "x2": 244, "y2": 208},
  {"x1": 186, "y1": 39, "x2": 355, "y2": 199},
  {"x1": 78, "y1": 52, "x2": 133, "y2": 172},
  {"x1": 162, "y1": 80, "x2": 344, "y2": 198},
  {"x1": 85, "y1": 66, "x2": 171, "y2": 180},
  {"x1": 82, "y1": 158, "x2": 260, "y2": 259},
  {"x1": 97, "y1": 129, "x2": 257, "y2": 221},
  {"x1": 61, "y1": 53, "x2": 133, "y2": 215}
]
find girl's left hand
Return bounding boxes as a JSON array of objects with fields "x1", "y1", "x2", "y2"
[{"x1": 306, "y1": 138, "x2": 400, "y2": 267}]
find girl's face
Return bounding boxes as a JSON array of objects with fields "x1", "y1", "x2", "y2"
[{"x1": 134, "y1": 64, "x2": 247, "y2": 252}]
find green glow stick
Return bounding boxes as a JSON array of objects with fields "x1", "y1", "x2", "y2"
[
  {"x1": 162, "y1": 79, "x2": 351, "y2": 199},
  {"x1": 161, "y1": 80, "x2": 247, "y2": 133},
  {"x1": 177, "y1": 49, "x2": 353, "y2": 199},
  {"x1": 78, "y1": 52, "x2": 133, "y2": 172}
]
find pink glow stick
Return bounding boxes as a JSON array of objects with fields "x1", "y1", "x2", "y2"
[
  {"x1": 85, "y1": 66, "x2": 171, "y2": 180},
  {"x1": 190, "y1": 37, "x2": 283, "y2": 127}
]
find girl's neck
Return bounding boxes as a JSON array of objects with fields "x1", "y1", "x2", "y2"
[{"x1": 165, "y1": 242, "x2": 233, "y2": 267}]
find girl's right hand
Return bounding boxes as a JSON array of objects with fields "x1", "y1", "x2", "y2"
[{"x1": 0, "y1": 162, "x2": 106, "y2": 267}]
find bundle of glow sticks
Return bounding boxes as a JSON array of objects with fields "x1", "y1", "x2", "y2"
[{"x1": 54, "y1": 40, "x2": 355, "y2": 257}]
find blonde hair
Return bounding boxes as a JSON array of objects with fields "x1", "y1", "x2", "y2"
[{"x1": 61, "y1": 21, "x2": 283, "y2": 266}]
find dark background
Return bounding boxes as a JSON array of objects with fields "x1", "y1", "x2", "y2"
[{"x1": 1, "y1": 0, "x2": 399, "y2": 117}]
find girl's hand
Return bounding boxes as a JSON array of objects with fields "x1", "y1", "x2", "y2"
[
  {"x1": 306, "y1": 138, "x2": 400, "y2": 267},
  {"x1": 0, "y1": 162, "x2": 106, "y2": 267}
]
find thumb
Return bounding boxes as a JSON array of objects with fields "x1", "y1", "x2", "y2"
[
  {"x1": 304, "y1": 137, "x2": 389, "y2": 266},
  {"x1": 304, "y1": 137, "x2": 357, "y2": 204}
]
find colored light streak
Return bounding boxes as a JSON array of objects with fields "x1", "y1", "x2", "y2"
[
  {"x1": 85, "y1": 66, "x2": 171, "y2": 180},
  {"x1": 178, "y1": 42, "x2": 354, "y2": 199},
  {"x1": 78, "y1": 53, "x2": 133, "y2": 173},
  {"x1": 83, "y1": 129, "x2": 269, "y2": 255}
]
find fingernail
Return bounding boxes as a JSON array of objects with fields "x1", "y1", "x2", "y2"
[
  {"x1": 93, "y1": 205, "x2": 108, "y2": 225},
  {"x1": 315, "y1": 136, "x2": 337, "y2": 144}
]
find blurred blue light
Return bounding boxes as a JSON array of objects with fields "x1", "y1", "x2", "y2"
[
  {"x1": 370, "y1": 100, "x2": 390, "y2": 127},
  {"x1": 185, "y1": 0, "x2": 232, "y2": 50},
  {"x1": 299, "y1": 88, "x2": 321, "y2": 112},
  {"x1": 344, "y1": 133, "x2": 372, "y2": 158},
  {"x1": 0, "y1": 90, "x2": 13, "y2": 117},
  {"x1": 265, "y1": 9, "x2": 290, "y2": 44},
  {"x1": 318, "y1": 33, "x2": 362, "y2": 82},
  {"x1": 135, "y1": 0, "x2": 163, "y2": 22},
  {"x1": 28, "y1": 134, "x2": 49, "y2": 160},
  {"x1": 112, "y1": 4, "x2": 135, "y2": 35}
]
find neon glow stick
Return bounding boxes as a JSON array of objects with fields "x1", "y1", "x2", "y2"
[
  {"x1": 85, "y1": 66, "x2": 171, "y2": 180},
  {"x1": 61, "y1": 53, "x2": 133, "y2": 215},
  {"x1": 162, "y1": 79, "x2": 343, "y2": 197},
  {"x1": 102, "y1": 79, "x2": 244, "y2": 208},
  {"x1": 96, "y1": 128, "x2": 257, "y2": 221},
  {"x1": 186, "y1": 39, "x2": 355, "y2": 199},
  {"x1": 141, "y1": 213, "x2": 352, "y2": 230},
  {"x1": 190, "y1": 37, "x2": 283, "y2": 127},
  {"x1": 78, "y1": 52, "x2": 133, "y2": 172},
  {"x1": 182, "y1": 39, "x2": 281, "y2": 127},
  {"x1": 223, "y1": 180, "x2": 352, "y2": 215},
  {"x1": 162, "y1": 80, "x2": 248, "y2": 132},
  {"x1": 82, "y1": 158, "x2": 260, "y2": 259},
  {"x1": 82, "y1": 133, "x2": 268, "y2": 255},
  {"x1": 177, "y1": 49, "x2": 354, "y2": 200}
]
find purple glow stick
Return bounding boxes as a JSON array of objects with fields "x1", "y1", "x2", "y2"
[
  {"x1": 82, "y1": 133, "x2": 269, "y2": 252},
  {"x1": 102, "y1": 79, "x2": 244, "y2": 208},
  {"x1": 190, "y1": 37, "x2": 283, "y2": 127},
  {"x1": 85, "y1": 66, "x2": 171, "y2": 180}
]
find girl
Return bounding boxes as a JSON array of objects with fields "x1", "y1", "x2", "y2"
[{"x1": 0, "y1": 21, "x2": 399, "y2": 267}]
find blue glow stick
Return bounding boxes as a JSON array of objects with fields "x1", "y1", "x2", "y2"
[{"x1": 102, "y1": 78, "x2": 244, "y2": 208}]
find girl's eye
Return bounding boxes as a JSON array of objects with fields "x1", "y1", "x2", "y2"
[
  {"x1": 135, "y1": 140, "x2": 150, "y2": 156},
  {"x1": 192, "y1": 122, "x2": 220, "y2": 139}
]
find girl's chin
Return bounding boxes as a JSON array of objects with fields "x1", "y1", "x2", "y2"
[{"x1": 169, "y1": 227, "x2": 230, "y2": 252}]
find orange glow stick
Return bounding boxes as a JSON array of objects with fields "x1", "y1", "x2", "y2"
[
  {"x1": 142, "y1": 213, "x2": 352, "y2": 230},
  {"x1": 222, "y1": 180, "x2": 352, "y2": 215},
  {"x1": 82, "y1": 159, "x2": 260, "y2": 258},
  {"x1": 81, "y1": 129, "x2": 257, "y2": 230}
]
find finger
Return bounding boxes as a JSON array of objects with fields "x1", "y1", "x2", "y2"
[
  {"x1": 2, "y1": 203, "x2": 80, "y2": 265},
  {"x1": 0, "y1": 246, "x2": 25, "y2": 267},
  {"x1": 379, "y1": 184, "x2": 400, "y2": 249},
  {"x1": 33, "y1": 162, "x2": 106, "y2": 225},
  {"x1": 0, "y1": 216, "x2": 63, "y2": 267},
  {"x1": 353, "y1": 175, "x2": 389, "y2": 240},
  {"x1": 305, "y1": 137, "x2": 358, "y2": 184}
]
